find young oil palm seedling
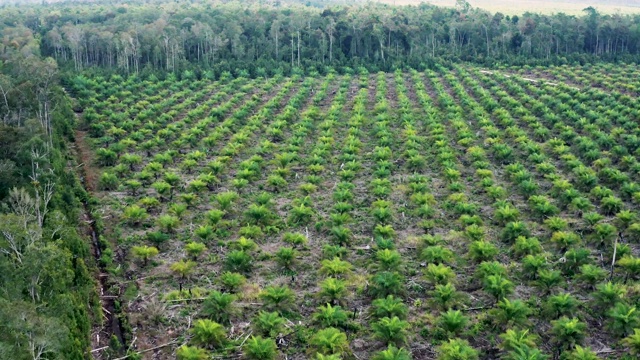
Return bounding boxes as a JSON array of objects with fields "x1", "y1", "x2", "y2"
[
  {"x1": 244, "y1": 336, "x2": 277, "y2": 360},
  {"x1": 436, "y1": 339, "x2": 478, "y2": 360},
  {"x1": 437, "y1": 309, "x2": 469, "y2": 336},
  {"x1": 320, "y1": 257, "x2": 352, "y2": 277},
  {"x1": 313, "y1": 303, "x2": 349, "y2": 328},
  {"x1": 319, "y1": 277, "x2": 348, "y2": 304},
  {"x1": 372, "y1": 316, "x2": 409, "y2": 345},
  {"x1": 371, "y1": 271, "x2": 405, "y2": 297},
  {"x1": 425, "y1": 264, "x2": 456, "y2": 286},
  {"x1": 550, "y1": 317, "x2": 586, "y2": 350},
  {"x1": 218, "y1": 272, "x2": 246, "y2": 293},
  {"x1": 499, "y1": 328, "x2": 538, "y2": 352},
  {"x1": 372, "y1": 295, "x2": 408, "y2": 320},
  {"x1": 191, "y1": 319, "x2": 226, "y2": 348},
  {"x1": 254, "y1": 311, "x2": 285, "y2": 337},
  {"x1": 606, "y1": 302, "x2": 638, "y2": 337},
  {"x1": 372, "y1": 345, "x2": 412, "y2": 360},
  {"x1": 309, "y1": 327, "x2": 349, "y2": 356},
  {"x1": 176, "y1": 346, "x2": 208, "y2": 360},
  {"x1": 260, "y1": 285, "x2": 295, "y2": 313},
  {"x1": 131, "y1": 245, "x2": 159, "y2": 267}
]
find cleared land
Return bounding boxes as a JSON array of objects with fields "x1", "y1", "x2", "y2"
[{"x1": 75, "y1": 63, "x2": 640, "y2": 359}]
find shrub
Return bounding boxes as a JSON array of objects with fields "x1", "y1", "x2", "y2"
[
  {"x1": 544, "y1": 293, "x2": 579, "y2": 319},
  {"x1": 422, "y1": 246, "x2": 454, "y2": 265},
  {"x1": 283, "y1": 232, "x2": 308, "y2": 248},
  {"x1": 100, "y1": 172, "x2": 119, "y2": 190},
  {"x1": 274, "y1": 247, "x2": 297, "y2": 270},
  {"x1": 185, "y1": 242, "x2": 206, "y2": 259},
  {"x1": 483, "y1": 274, "x2": 514, "y2": 302},
  {"x1": 593, "y1": 282, "x2": 627, "y2": 309},
  {"x1": 376, "y1": 249, "x2": 402, "y2": 271},
  {"x1": 535, "y1": 269, "x2": 562, "y2": 294},
  {"x1": 468, "y1": 240, "x2": 498, "y2": 262},
  {"x1": 320, "y1": 258, "x2": 353, "y2": 277},
  {"x1": 157, "y1": 214, "x2": 180, "y2": 233},
  {"x1": 561, "y1": 346, "x2": 599, "y2": 360}
]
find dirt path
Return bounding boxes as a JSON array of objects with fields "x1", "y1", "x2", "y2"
[{"x1": 71, "y1": 116, "x2": 128, "y2": 357}]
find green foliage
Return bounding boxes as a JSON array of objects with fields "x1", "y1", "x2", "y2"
[
  {"x1": 483, "y1": 274, "x2": 515, "y2": 302},
  {"x1": 219, "y1": 272, "x2": 246, "y2": 292},
  {"x1": 191, "y1": 319, "x2": 226, "y2": 348},
  {"x1": 550, "y1": 317, "x2": 586, "y2": 349},
  {"x1": 254, "y1": 311, "x2": 285, "y2": 337},
  {"x1": 202, "y1": 291, "x2": 235, "y2": 324},
  {"x1": 372, "y1": 316, "x2": 409, "y2": 345},
  {"x1": 622, "y1": 329, "x2": 640, "y2": 354},
  {"x1": 493, "y1": 298, "x2": 531, "y2": 328},
  {"x1": 371, "y1": 295, "x2": 408, "y2": 320},
  {"x1": 372, "y1": 345, "x2": 412, "y2": 360},
  {"x1": 606, "y1": 302, "x2": 638, "y2": 337},
  {"x1": 244, "y1": 336, "x2": 277, "y2": 360},
  {"x1": 371, "y1": 271, "x2": 405, "y2": 297},
  {"x1": 225, "y1": 250, "x2": 253, "y2": 273},
  {"x1": 430, "y1": 283, "x2": 465, "y2": 310},
  {"x1": 309, "y1": 328, "x2": 349, "y2": 356},
  {"x1": 320, "y1": 257, "x2": 352, "y2": 277},
  {"x1": 176, "y1": 345, "x2": 209, "y2": 360},
  {"x1": 422, "y1": 245, "x2": 454, "y2": 265},
  {"x1": 185, "y1": 242, "x2": 206, "y2": 259},
  {"x1": 260, "y1": 285, "x2": 295, "y2": 312},
  {"x1": 436, "y1": 339, "x2": 478, "y2": 360},
  {"x1": 544, "y1": 293, "x2": 580, "y2": 319},
  {"x1": 131, "y1": 245, "x2": 159, "y2": 266},
  {"x1": 319, "y1": 277, "x2": 348, "y2": 303},
  {"x1": 499, "y1": 328, "x2": 537, "y2": 352},
  {"x1": 314, "y1": 304, "x2": 349, "y2": 328},
  {"x1": 438, "y1": 310, "x2": 469, "y2": 336},
  {"x1": 468, "y1": 240, "x2": 498, "y2": 262},
  {"x1": 561, "y1": 346, "x2": 599, "y2": 360}
]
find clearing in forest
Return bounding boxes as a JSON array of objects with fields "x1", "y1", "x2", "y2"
[{"x1": 72, "y1": 64, "x2": 640, "y2": 359}]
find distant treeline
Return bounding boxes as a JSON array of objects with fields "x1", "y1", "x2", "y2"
[{"x1": 2, "y1": 0, "x2": 639, "y2": 76}]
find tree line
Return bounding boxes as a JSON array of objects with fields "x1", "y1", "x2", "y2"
[
  {"x1": 2, "y1": 0, "x2": 639, "y2": 77},
  {"x1": 0, "y1": 4, "x2": 95, "y2": 359}
]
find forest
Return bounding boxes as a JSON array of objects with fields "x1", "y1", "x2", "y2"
[{"x1": 1, "y1": 0, "x2": 640, "y2": 360}]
